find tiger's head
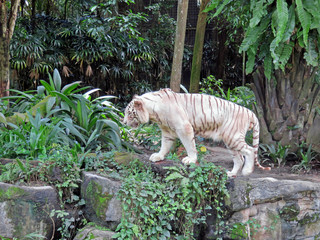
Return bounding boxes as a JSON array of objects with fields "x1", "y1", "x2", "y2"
[{"x1": 123, "y1": 96, "x2": 149, "y2": 128}]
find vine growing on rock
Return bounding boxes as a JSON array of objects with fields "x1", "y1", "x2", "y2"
[{"x1": 114, "y1": 160, "x2": 229, "y2": 239}]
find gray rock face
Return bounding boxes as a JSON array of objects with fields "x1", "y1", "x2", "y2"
[
  {"x1": 74, "y1": 225, "x2": 115, "y2": 240},
  {"x1": 81, "y1": 172, "x2": 122, "y2": 231},
  {"x1": 220, "y1": 177, "x2": 320, "y2": 239},
  {"x1": 0, "y1": 182, "x2": 60, "y2": 239}
]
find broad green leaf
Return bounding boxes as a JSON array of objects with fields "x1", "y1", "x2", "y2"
[
  {"x1": 83, "y1": 88, "x2": 101, "y2": 99},
  {"x1": 61, "y1": 120, "x2": 87, "y2": 145},
  {"x1": 61, "y1": 81, "x2": 82, "y2": 95},
  {"x1": 46, "y1": 96, "x2": 56, "y2": 113},
  {"x1": 53, "y1": 69, "x2": 62, "y2": 92},
  {"x1": 40, "y1": 80, "x2": 55, "y2": 94},
  {"x1": 53, "y1": 91, "x2": 76, "y2": 112},
  {"x1": 0, "y1": 112, "x2": 7, "y2": 125}
]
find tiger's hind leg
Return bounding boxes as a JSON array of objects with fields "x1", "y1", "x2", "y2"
[
  {"x1": 227, "y1": 136, "x2": 255, "y2": 176},
  {"x1": 239, "y1": 146, "x2": 255, "y2": 176},
  {"x1": 227, "y1": 151, "x2": 244, "y2": 177}
]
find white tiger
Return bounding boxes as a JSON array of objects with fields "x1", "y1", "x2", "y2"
[{"x1": 123, "y1": 88, "x2": 271, "y2": 176}]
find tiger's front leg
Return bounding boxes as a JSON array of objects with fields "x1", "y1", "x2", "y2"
[
  {"x1": 176, "y1": 123, "x2": 198, "y2": 164},
  {"x1": 149, "y1": 129, "x2": 175, "y2": 162}
]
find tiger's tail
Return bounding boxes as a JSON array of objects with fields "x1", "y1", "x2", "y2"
[{"x1": 252, "y1": 116, "x2": 271, "y2": 171}]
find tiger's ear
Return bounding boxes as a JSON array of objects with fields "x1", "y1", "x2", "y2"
[
  {"x1": 134, "y1": 100, "x2": 144, "y2": 111},
  {"x1": 134, "y1": 100, "x2": 149, "y2": 123}
]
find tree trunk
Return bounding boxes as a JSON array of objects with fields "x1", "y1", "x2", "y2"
[
  {"x1": 0, "y1": 0, "x2": 21, "y2": 98},
  {"x1": 252, "y1": 46, "x2": 320, "y2": 152},
  {"x1": 189, "y1": 0, "x2": 210, "y2": 93},
  {"x1": 170, "y1": 0, "x2": 189, "y2": 93}
]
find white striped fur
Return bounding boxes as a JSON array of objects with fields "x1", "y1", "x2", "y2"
[{"x1": 124, "y1": 88, "x2": 271, "y2": 176}]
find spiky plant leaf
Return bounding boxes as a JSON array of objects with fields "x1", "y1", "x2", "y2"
[{"x1": 53, "y1": 69, "x2": 62, "y2": 92}]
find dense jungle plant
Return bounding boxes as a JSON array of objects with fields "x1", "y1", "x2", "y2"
[
  {"x1": 292, "y1": 142, "x2": 319, "y2": 172},
  {"x1": 259, "y1": 143, "x2": 291, "y2": 167},
  {"x1": 0, "y1": 69, "x2": 123, "y2": 151},
  {"x1": 114, "y1": 160, "x2": 229, "y2": 239},
  {"x1": 10, "y1": 1, "x2": 176, "y2": 98},
  {"x1": 207, "y1": 0, "x2": 320, "y2": 154}
]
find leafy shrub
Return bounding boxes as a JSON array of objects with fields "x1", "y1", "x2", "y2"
[
  {"x1": 114, "y1": 160, "x2": 229, "y2": 239},
  {"x1": 292, "y1": 142, "x2": 319, "y2": 172},
  {"x1": 259, "y1": 143, "x2": 291, "y2": 167},
  {"x1": 0, "y1": 69, "x2": 123, "y2": 152},
  {"x1": 200, "y1": 75, "x2": 255, "y2": 109}
]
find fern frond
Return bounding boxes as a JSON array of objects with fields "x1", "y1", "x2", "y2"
[
  {"x1": 296, "y1": 0, "x2": 311, "y2": 47},
  {"x1": 203, "y1": 0, "x2": 223, "y2": 13},
  {"x1": 249, "y1": 0, "x2": 268, "y2": 28},
  {"x1": 246, "y1": 44, "x2": 259, "y2": 74},
  {"x1": 304, "y1": 35, "x2": 319, "y2": 67},
  {"x1": 240, "y1": 16, "x2": 270, "y2": 52},
  {"x1": 282, "y1": 5, "x2": 295, "y2": 42},
  {"x1": 213, "y1": 0, "x2": 232, "y2": 17},
  {"x1": 277, "y1": 42, "x2": 294, "y2": 70},
  {"x1": 275, "y1": 0, "x2": 288, "y2": 45}
]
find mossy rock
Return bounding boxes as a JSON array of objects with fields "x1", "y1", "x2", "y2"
[
  {"x1": 0, "y1": 182, "x2": 60, "y2": 239},
  {"x1": 81, "y1": 172, "x2": 122, "y2": 230}
]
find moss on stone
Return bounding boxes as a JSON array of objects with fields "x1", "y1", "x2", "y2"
[
  {"x1": 0, "y1": 186, "x2": 27, "y2": 201},
  {"x1": 298, "y1": 213, "x2": 320, "y2": 226},
  {"x1": 86, "y1": 181, "x2": 113, "y2": 219},
  {"x1": 245, "y1": 183, "x2": 253, "y2": 206},
  {"x1": 280, "y1": 203, "x2": 300, "y2": 221}
]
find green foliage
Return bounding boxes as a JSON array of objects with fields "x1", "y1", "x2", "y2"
[
  {"x1": 131, "y1": 123, "x2": 162, "y2": 151},
  {"x1": 230, "y1": 218, "x2": 261, "y2": 239},
  {"x1": 114, "y1": 160, "x2": 229, "y2": 239},
  {"x1": 259, "y1": 143, "x2": 291, "y2": 167},
  {"x1": 207, "y1": 0, "x2": 320, "y2": 79},
  {"x1": 1, "y1": 69, "x2": 123, "y2": 152},
  {"x1": 292, "y1": 142, "x2": 319, "y2": 172},
  {"x1": 11, "y1": 1, "x2": 176, "y2": 97},
  {"x1": 200, "y1": 75, "x2": 256, "y2": 109}
]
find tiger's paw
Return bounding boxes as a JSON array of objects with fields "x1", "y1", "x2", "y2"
[
  {"x1": 182, "y1": 156, "x2": 197, "y2": 165},
  {"x1": 149, "y1": 153, "x2": 164, "y2": 162},
  {"x1": 227, "y1": 171, "x2": 237, "y2": 178}
]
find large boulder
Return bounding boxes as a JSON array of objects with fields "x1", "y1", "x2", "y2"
[
  {"x1": 0, "y1": 182, "x2": 60, "y2": 239},
  {"x1": 81, "y1": 172, "x2": 122, "y2": 231},
  {"x1": 206, "y1": 177, "x2": 320, "y2": 239}
]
